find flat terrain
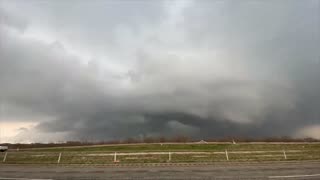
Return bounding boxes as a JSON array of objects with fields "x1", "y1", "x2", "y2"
[
  {"x1": 1, "y1": 143, "x2": 320, "y2": 164},
  {"x1": 21, "y1": 142, "x2": 320, "y2": 152},
  {"x1": 1, "y1": 143, "x2": 319, "y2": 179},
  {"x1": 0, "y1": 161, "x2": 320, "y2": 179}
]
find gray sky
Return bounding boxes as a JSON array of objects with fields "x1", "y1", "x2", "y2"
[{"x1": 0, "y1": 0, "x2": 319, "y2": 143}]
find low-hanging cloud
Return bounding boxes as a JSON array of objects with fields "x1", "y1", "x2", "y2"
[{"x1": 0, "y1": 0, "x2": 319, "y2": 142}]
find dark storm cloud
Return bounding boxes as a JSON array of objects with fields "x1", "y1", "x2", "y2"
[{"x1": 0, "y1": 0, "x2": 319, "y2": 142}]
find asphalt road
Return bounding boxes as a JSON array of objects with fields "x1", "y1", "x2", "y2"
[{"x1": 0, "y1": 161, "x2": 319, "y2": 180}]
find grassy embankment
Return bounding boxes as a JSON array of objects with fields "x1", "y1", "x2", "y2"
[{"x1": 1, "y1": 143, "x2": 319, "y2": 164}]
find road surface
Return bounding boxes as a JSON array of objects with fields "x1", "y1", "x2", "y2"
[{"x1": 0, "y1": 161, "x2": 319, "y2": 179}]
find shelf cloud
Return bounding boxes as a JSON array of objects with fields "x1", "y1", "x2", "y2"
[{"x1": 0, "y1": 0, "x2": 319, "y2": 142}]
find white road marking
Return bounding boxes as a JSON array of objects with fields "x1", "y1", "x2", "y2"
[
  {"x1": 269, "y1": 174, "x2": 320, "y2": 179},
  {"x1": 0, "y1": 178, "x2": 53, "y2": 180}
]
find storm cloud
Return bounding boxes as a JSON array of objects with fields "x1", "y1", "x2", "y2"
[{"x1": 0, "y1": 0, "x2": 319, "y2": 143}]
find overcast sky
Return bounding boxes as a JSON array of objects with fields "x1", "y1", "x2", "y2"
[{"x1": 0, "y1": 0, "x2": 319, "y2": 143}]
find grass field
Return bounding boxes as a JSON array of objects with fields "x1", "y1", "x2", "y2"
[{"x1": 1, "y1": 143, "x2": 320, "y2": 164}]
